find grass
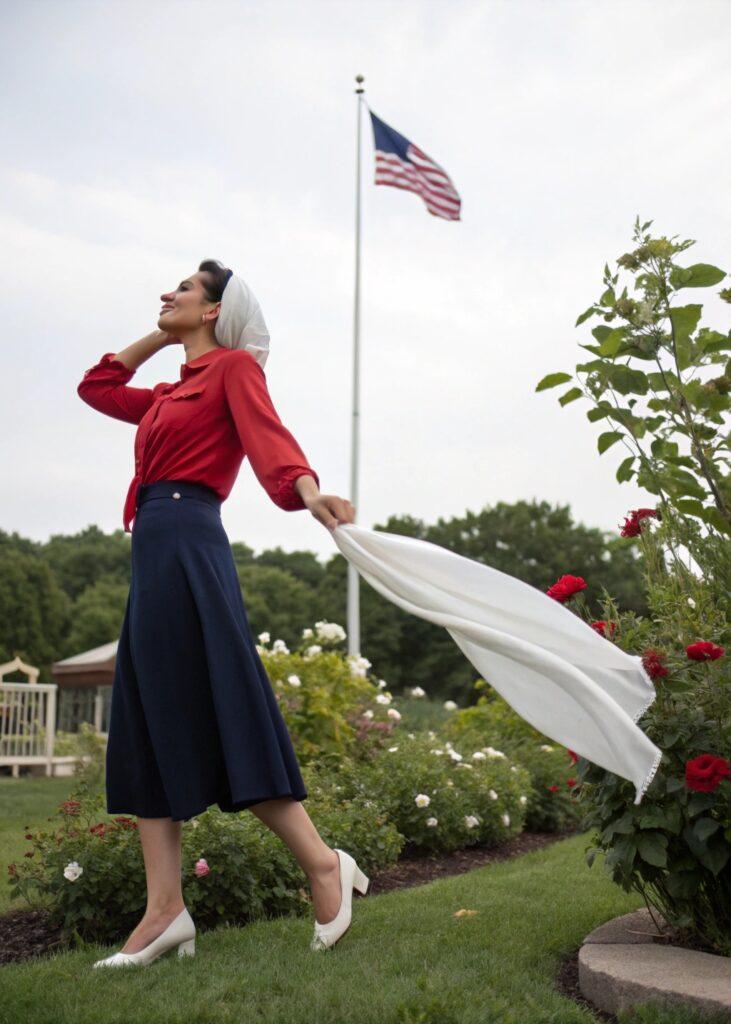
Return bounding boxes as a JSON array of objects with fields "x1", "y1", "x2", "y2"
[
  {"x1": 0, "y1": 777, "x2": 726, "y2": 1024},
  {"x1": 0, "y1": 776, "x2": 77, "y2": 913}
]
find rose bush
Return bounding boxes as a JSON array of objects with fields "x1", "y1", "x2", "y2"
[{"x1": 537, "y1": 219, "x2": 730, "y2": 954}]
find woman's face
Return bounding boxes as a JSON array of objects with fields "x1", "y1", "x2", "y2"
[{"x1": 158, "y1": 272, "x2": 218, "y2": 333}]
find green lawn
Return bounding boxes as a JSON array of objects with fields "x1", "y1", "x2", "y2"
[
  {"x1": 0, "y1": 776, "x2": 77, "y2": 913},
  {"x1": 0, "y1": 777, "x2": 723, "y2": 1024}
]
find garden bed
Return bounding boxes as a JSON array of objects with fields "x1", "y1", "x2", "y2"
[{"x1": 0, "y1": 827, "x2": 579, "y2": 966}]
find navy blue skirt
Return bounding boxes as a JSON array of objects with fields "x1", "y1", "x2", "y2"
[{"x1": 106, "y1": 478, "x2": 308, "y2": 822}]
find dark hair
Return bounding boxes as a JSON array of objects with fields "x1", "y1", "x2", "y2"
[{"x1": 198, "y1": 259, "x2": 233, "y2": 302}]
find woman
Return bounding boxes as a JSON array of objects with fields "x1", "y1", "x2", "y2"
[{"x1": 77, "y1": 259, "x2": 368, "y2": 968}]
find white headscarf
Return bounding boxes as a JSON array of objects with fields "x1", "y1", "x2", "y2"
[{"x1": 214, "y1": 271, "x2": 270, "y2": 369}]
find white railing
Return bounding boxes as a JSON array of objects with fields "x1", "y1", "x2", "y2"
[{"x1": 0, "y1": 682, "x2": 58, "y2": 777}]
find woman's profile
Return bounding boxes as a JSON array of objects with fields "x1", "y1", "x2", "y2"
[{"x1": 77, "y1": 259, "x2": 369, "y2": 968}]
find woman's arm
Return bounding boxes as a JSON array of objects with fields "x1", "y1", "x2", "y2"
[
  {"x1": 77, "y1": 330, "x2": 172, "y2": 424},
  {"x1": 223, "y1": 349, "x2": 320, "y2": 510}
]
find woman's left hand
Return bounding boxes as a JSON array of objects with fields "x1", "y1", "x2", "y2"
[{"x1": 306, "y1": 494, "x2": 356, "y2": 533}]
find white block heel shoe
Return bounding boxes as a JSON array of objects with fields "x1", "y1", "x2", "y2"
[
  {"x1": 310, "y1": 848, "x2": 370, "y2": 951},
  {"x1": 92, "y1": 907, "x2": 196, "y2": 969}
]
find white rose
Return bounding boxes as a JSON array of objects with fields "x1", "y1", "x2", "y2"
[
  {"x1": 410, "y1": 686, "x2": 426, "y2": 698},
  {"x1": 387, "y1": 745, "x2": 399, "y2": 752},
  {"x1": 540, "y1": 744, "x2": 554, "y2": 752},
  {"x1": 362, "y1": 709, "x2": 374, "y2": 719},
  {"x1": 258, "y1": 631, "x2": 270, "y2": 644},
  {"x1": 287, "y1": 674, "x2": 302, "y2": 687},
  {"x1": 488, "y1": 789, "x2": 498, "y2": 801},
  {"x1": 471, "y1": 751, "x2": 486, "y2": 761},
  {"x1": 425, "y1": 817, "x2": 438, "y2": 828},
  {"x1": 375, "y1": 693, "x2": 391, "y2": 705},
  {"x1": 501, "y1": 812, "x2": 511, "y2": 827},
  {"x1": 519, "y1": 795, "x2": 528, "y2": 806},
  {"x1": 63, "y1": 861, "x2": 83, "y2": 882},
  {"x1": 464, "y1": 815, "x2": 479, "y2": 829},
  {"x1": 415, "y1": 793, "x2": 431, "y2": 807},
  {"x1": 443, "y1": 700, "x2": 458, "y2": 711},
  {"x1": 387, "y1": 708, "x2": 401, "y2": 721},
  {"x1": 302, "y1": 627, "x2": 314, "y2": 639}
]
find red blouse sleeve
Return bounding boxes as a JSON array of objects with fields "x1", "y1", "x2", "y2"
[
  {"x1": 223, "y1": 350, "x2": 320, "y2": 510},
  {"x1": 77, "y1": 352, "x2": 155, "y2": 424}
]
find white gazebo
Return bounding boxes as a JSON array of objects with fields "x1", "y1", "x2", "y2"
[
  {"x1": 52, "y1": 640, "x2": 117, "y2": 735},
  {"x1": 0, "y1": 654, "x2": 68, "y2": 777},
  {"x1": 0, "y1": 642, "x2": 117, "y2": 777}
]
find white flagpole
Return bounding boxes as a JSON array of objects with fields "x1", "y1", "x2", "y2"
[{"x1": 347, "y1": 74, "x2": 365, "y2": 658}]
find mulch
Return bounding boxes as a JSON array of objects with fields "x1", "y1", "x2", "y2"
[{"x1": 0, "y1": 828, "x2": 579, "y2": 969}]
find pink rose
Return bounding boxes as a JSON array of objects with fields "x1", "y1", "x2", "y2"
[{"x1": 194, "y1": 857, "x2": 210, "y2": 878}]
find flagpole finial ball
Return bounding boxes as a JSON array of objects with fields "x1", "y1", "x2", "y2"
[{"x1": 354, "y1": 74, "x2": 365, "y2": 92}]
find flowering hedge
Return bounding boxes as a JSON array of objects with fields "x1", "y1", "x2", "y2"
[
  {"x1": 306, "y1": 732, "x2": 529, "y2": 854},
  {"x1": 7, "y1": 779, "x2": 402, "y2": 946}
]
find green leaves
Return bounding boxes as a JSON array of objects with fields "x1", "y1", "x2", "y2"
[
  {"x1": 559, "y1": 387, "x2": 583, "y2": 406},
  {"x1": 670, "y1": 263, "x2": 726, "y2": 289},
  {"x1": 535, "y1": 372, "x2": 572, "y2": 392},
  {"x1": 616, "y1": 455, "x2": 636, "y2": 482},
  {"x1": 598, "y1": 431, "x2": 623, "y2": 454},
  {"x1": 604, "y1": 365, "x2": 650, "y2": 396},
  {"x1": 535, "y1": 218, "x2": 731, "y2": 543},
  {"x1": 636, "y1": 830, "x2": 668, "y2": 867},
  {"x1": 668, "y1": 304, "x2": 702, "y2": 371}
]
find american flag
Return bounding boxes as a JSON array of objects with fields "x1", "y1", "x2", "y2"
[{"x1": 368, "y1": 108, "x2": 461, "y2": 221}]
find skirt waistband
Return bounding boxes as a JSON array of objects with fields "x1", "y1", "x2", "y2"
[{"x1": 136, "y1": 479, "x2": 222, "y2": 510}]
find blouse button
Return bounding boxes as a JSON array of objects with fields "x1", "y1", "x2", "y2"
[{"x1": 172, "y1": 492, "x2": 181, "y2": 499}]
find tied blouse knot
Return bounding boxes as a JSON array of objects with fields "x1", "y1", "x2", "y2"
[{"x1": 77, "y1": 345, "x2": 319, "y2": 531}]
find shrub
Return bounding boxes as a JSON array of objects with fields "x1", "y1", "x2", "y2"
[
  {"x1": 443, "y1": 687, "x2": 585, "y2": 832},
  {"x1": 538, "y1": 219, "x2": 730, "y2": 955},
  {"x1": 7, "y1": 776, "x2": 402, "y2": 946},
  {"x1": 310, "y1": 732, "x2": 529, "y2": 854}
]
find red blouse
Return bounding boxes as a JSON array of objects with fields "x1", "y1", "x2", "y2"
[{"x1": 77, "y1": 345, "x2": 320, "y2": 532}]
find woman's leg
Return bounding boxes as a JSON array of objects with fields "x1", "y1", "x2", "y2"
[
  {"x1": 119, "y1": 817, "x2": 185, "y2": 953},
  {"x1": 247, "y1": 797, "x2": 342, "y2": 925}
]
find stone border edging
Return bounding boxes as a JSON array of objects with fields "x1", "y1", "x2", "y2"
[{"x1": 578, "y1": 907, "x2": 731, "y2": 1017}]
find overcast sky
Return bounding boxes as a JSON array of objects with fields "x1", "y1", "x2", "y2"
[{"x1": 2, "y1": 0, "x2": 729, "y2": 561}]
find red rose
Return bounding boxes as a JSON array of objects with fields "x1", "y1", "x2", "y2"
[
  {"x1": 547, "y1": 575, "x2": 588, "y2": 602},
  {"x1": 547, "y1": 784, "x2": 559, "y2": 792},
  {"x1": 591, "y1": 620, "x2": 617, "y2": 639},
  {"x1": 620, "y1": 507, "x2": 661, "y2": 537},
  {"x1": 23, "y1": 850, "x2": 34, "y2": 858},
  {"x1": 685, "y1": 754, "x2": 731, "y2": 793},
  {"x1": 685, "y1": 641, "x2": 725, "y2": 662},
  {"x1": 24, "y1": 833, "x2": 33, "y2": 840},
  {"x1": 567, "y1": 749, "x2": 579, "y2": 764},
  {"x1": 59, "y1": 800, "x2": 81, "y2": 815},
  {"x1": 642, "y1": 648, "x2": 669, "y2": 679},
  {"x1": 566, "y1": 778, "x2": 577, "y2": 787},
  {"x1": 89, "y1": 822, "x2": 107, "y2": 837}
]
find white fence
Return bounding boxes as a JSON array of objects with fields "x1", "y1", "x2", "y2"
[{"x1": 0, "y1": 681, "x2": 78, "y2": 777}]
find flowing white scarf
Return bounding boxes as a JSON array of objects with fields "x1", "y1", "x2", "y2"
[
  {"x1": 214, "y1": 272, "x2": 270, "y2": 369},
  {"x1": 331, "y1": 522, "x2": 663, "y2": 805}
]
